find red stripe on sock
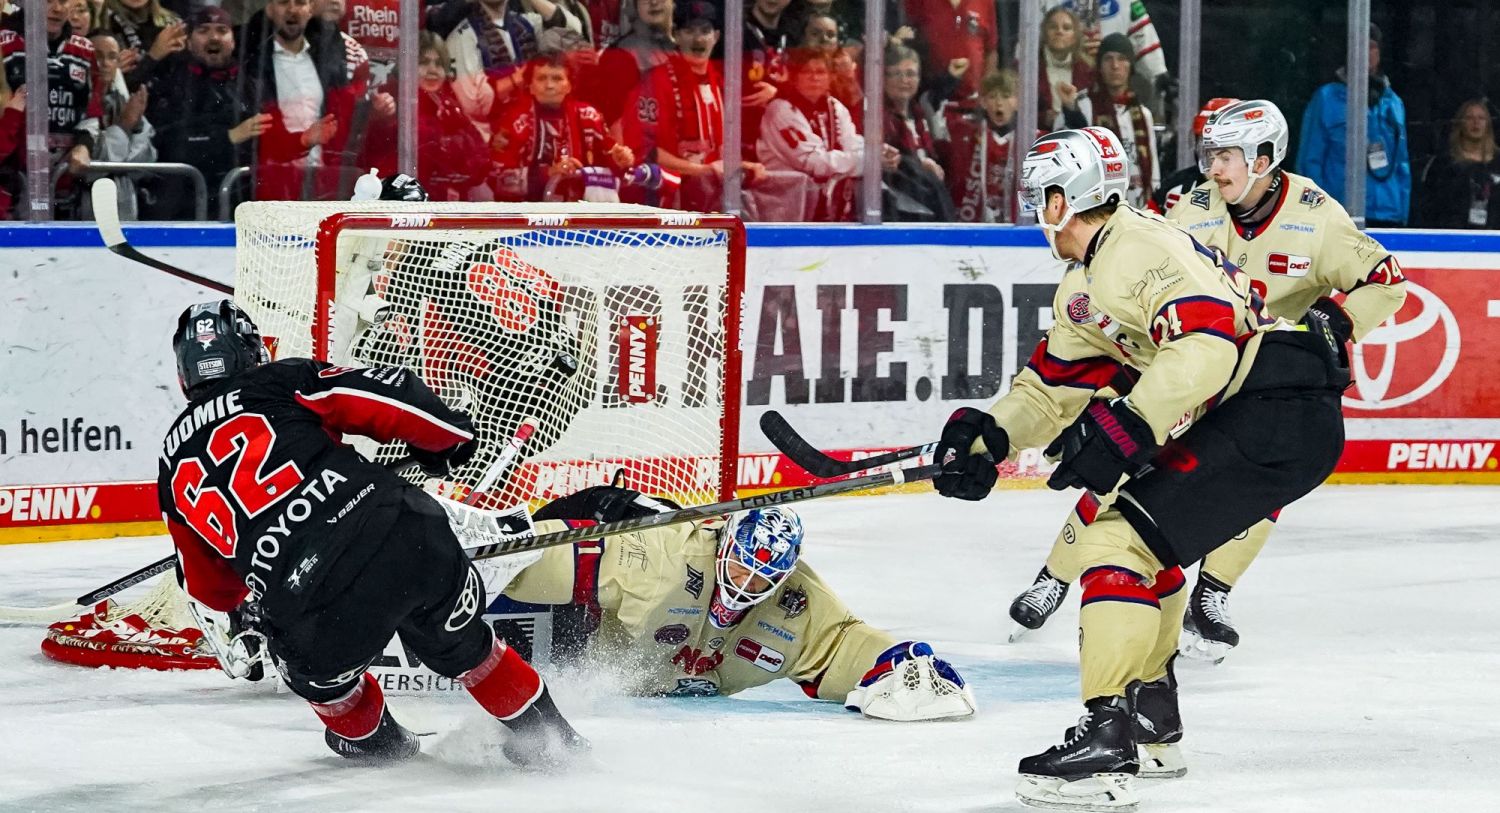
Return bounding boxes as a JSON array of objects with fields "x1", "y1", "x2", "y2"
[
  {"x1": 460, "y1": 637, "x2": 544, "y2": 721},
  {"x1": 1081, "y1": 567, "x2": 1158, "y2": 608},
  {"x1": 310, "y1": 672, "x2": 385, "y2": 740},
  {"x1": 1152, "y1": 566, "x2": 1185, "y2": 598}
]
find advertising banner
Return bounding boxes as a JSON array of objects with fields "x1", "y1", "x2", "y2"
[{"x1": 1, "y1": 226, "x2": 1495, "y2": 541}]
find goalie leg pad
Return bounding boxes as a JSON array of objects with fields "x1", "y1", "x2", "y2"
[{"x1": 844, "y1": 641, "x2": 977, "y2": 721}]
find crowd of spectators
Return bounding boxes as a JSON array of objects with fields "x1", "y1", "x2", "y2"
[{"x1": 0, "y1": 1, "x2": 1480, "y2": 228}]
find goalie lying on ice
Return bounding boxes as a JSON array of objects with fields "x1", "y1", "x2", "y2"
[{"x1": 491, "y1": 485, "x2": 976, "y2": 721}]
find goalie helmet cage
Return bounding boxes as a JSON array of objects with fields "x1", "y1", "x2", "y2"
[{"x1": 234, "y1": 202, "x2": 746, "y2": 509}]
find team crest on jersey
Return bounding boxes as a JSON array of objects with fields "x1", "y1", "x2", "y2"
[
  {"x1": 778, "y1": 587, "x2": 807, "y2": 618},
  {"x1": 1066, "y1": 292, "x2": 1093, "y2": 325},
  {"x1": 1190, "y1": 189, "x2": 1211, "y2": 210},
  {"x1": 1299, "y1": 187, "x2": 1326, "y2": 208},
  {"x1": 684, "y1": 565, "x2": 704, "y2": 599},
  {"x1": 1267, "y1": 253, "x2": 1313, "y2": 277},
  {"x1": 669, "y1": 678, "x2": 720, "y2": 696},
  {"x1": 654, "y1": 624, "x2": 690, "y2": 645},
  {"x1": 316, "y1": 365, "x2": 356, "y2": 378}
]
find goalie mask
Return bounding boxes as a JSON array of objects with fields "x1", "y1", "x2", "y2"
[
  {"x1": 711, "y1": 507, "x2": 804, "y2": 625},
  {"x1": 173, "y1": 300, "x2": 269, "y2": 399}
]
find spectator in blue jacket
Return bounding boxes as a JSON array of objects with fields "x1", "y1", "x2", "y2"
[{"x1": 1296, "y1": 23, "x2": 1409, "y2": 226}]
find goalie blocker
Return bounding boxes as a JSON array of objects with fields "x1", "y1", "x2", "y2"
[
  {"x1": 494, "y1": 485, "x2": 975, "y2": 721},
  {"x1": 158, "y1": 301, "x2": 586, "y2": 766}
]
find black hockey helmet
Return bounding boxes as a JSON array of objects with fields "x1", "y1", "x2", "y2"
[
  {"x1": 172, "y1": 300, "x2": 268, "y2": 399},
  {"x1": 351, "y1": 169, "x2": 430, "y2": 202}
]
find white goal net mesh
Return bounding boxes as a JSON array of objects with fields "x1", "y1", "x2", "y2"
[{"x1": 234, "y1": 202, "x2": 741, "y2": 509}]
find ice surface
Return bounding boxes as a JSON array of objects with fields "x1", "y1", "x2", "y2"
[{"x1": 2, "y1": 486, "x2": 1497, "y2": 812}]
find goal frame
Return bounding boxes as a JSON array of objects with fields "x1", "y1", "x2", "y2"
[{"x1": 309, "y1": 211, "x2": 747, "y2": 502}]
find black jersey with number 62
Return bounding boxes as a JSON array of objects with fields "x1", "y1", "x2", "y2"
[{"x1": 156, "y1": 359, "x2": 473, "y2": 615}]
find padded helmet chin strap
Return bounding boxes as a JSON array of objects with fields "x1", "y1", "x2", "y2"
[
  {"x1": 1228, "y1": 151, "x2": 1271, "y2": 206},
  {"x1": 1037, "y1": 203, "x2": 1077, "y2": 261}
]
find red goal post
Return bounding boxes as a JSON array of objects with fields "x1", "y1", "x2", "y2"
[{"x1": 235, "y1": 203, "x2": 747, "y2": 508}]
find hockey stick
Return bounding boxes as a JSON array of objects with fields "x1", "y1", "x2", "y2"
[
  {"x1": 759, "y1": 410, "x2": 937, "y2": 478},
  {"x1": 91, "y1": 178, "x2": 234, "y2": 295},
  {"x1": 0, "y1": 455, "x2": 419, "y2": 625},
  {"x1": 463, "y1": 461, "x2": 942, "y2": 562},
  {"x1": 462, "y1": 418, "x2": 539, "y2": 506}
]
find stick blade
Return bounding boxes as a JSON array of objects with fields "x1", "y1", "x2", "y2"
[
  {"x1": 91, "y1": 178, "x2": 126, "y2": 248},
  {"x1": 759, "y1": 410, "x2": 843, "y2": 478}
]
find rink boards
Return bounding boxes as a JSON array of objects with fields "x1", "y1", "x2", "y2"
[{"x1": 1, "y1": 223, "x2": 1496, "y2": 541}]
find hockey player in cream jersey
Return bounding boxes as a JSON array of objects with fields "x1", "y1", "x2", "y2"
[
  {"x1": 1004, "y1": 101, "x2": 1407, "y2": 663},
  {"x1": 501, "y1": 486, "x2": 976, "y2": 722},
  {"x1": 932, "y1": 127, "x2": 1348, "y2": 810}
]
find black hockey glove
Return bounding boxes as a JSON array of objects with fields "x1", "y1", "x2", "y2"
[
  {"x1": 534, "y1": 484, "x2": 678, "y2": 523},
  {"x1": 1306, "y1": 296, "x2": 1354, "y2": 345},
  {"x1": 933, "y1": 408, "x2": 1009, "y2": 501},
  {"x1": 410, "y1": 430, "x2": 480, "y2": 478},
  {"x1": 1045, "y1": 399, "x2": 1158, "y2": 494}
]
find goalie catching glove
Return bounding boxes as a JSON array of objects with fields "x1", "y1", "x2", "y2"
[
  {"x1": 1045, "y1": 398, "x2": 1158, "y2": 494},
  {"x1": 844, "y1": 641, "x2": 976, "y2": 721}
]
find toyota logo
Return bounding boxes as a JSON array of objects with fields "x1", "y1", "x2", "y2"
[{"x1": 1344, "y1": 282, "x2": 1459, "y2": 410}]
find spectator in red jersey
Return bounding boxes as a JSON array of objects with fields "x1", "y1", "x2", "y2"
[
  {"x1": 240, "y1": 0, "x2": 363, "y2": 200},
  {"x1": 941, "y1": 68, "x2": 1029, "y2": 223},
  {"x1": 97, "y1": 0, "x2": 183, "y2": 88},
  {"x1": 1038, "y1": 5, "x2": 1091, "y2": 132},
  {"x1": 447, "y1": 0, "x2": 584, "y2": 140},
  {"x1": 587, "y1": 0, "x2": 672, "y2": 125},
  {"x1": 741, "y1": 0, "x2": 794, "y2": 157},
  {"x1": 491, "y1": 53, "x2": 634, "y2": 202},
  {"x1": 800, "y1": 11, "x2": 861, "y2": 123},
  {"x1": 361, "y1": 32, "x2": 492, "y2": 201},
  {"x1": 0, "y1": 73, "x2": 23, "y2": 219},
  {"x1": 902, "y1": 0, "x2": 996, "y2": 102},
  {"x1": 881, "y1": 45, "x2": 953, "y2": 221},
  {"x1": 757, "y1": 48, "x2": 863, "y2": 221},
  {"x1": 623, "y1": 0, "x2": 766, "y2": 211}
]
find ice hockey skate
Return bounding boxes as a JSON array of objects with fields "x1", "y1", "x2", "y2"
[
  {"x1": 1008, "y1": 566, "x2": 1071, "y2": 642},
  {"x1": 324, "y1": 708, "x2": 421, "y2": 763},
  {"x1": 1179, "y1": 574, "x2": 1238, "y2": 664},
  {"x1": 499, "y1": 686, "x2": 592, "y2": 770},
  {"x1": 1017, "y1": 696, "x2": 1140, "y2": 812},
  {"x1": 1130, "y1": 660, "x2": 1187, "y2": 779}
]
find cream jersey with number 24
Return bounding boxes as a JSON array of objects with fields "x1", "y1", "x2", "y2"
[
  {"x1": 504, "y1": 518, "x2": 894, "y2": 701},
  {"x1": 983, "y1": 205, "x2": 1278, "y2": 457},
  {"x1": 1167, "y1": 171, "x2": 1406, "y2": 341}
]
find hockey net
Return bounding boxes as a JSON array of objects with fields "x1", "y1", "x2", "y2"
[
  {"x1": 43, "y1": 204, "x2": 744, "y2": 671},
  {"x1": 235, "y1": 201, "x2": 745, "y2": 508}
]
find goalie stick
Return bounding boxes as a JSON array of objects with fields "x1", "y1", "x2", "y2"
[
  {"x1": 0, "y1": 455, "x2": 418, "y2": 625},
  {"x1": 91, "y1": 178, "x2": 234, "y2": 294},
  {"x1": 759, "y1": 410, "x2": 937, "y2": 478},
  {"x1": 464, "y1": 460, "x2": 942, "y2": 562}
]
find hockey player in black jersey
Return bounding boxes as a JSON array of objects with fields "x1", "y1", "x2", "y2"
[{"x1": 158, "y1": 300, "x2": 586, "y2": 765}]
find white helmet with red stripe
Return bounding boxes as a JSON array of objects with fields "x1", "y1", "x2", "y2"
[
  {"x1": 1198, "y1": 99, "x2": 1288, "y2": 204},
  {"x1": 1019, "y1": 127, "x2": 1132, "y2": 260}
]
